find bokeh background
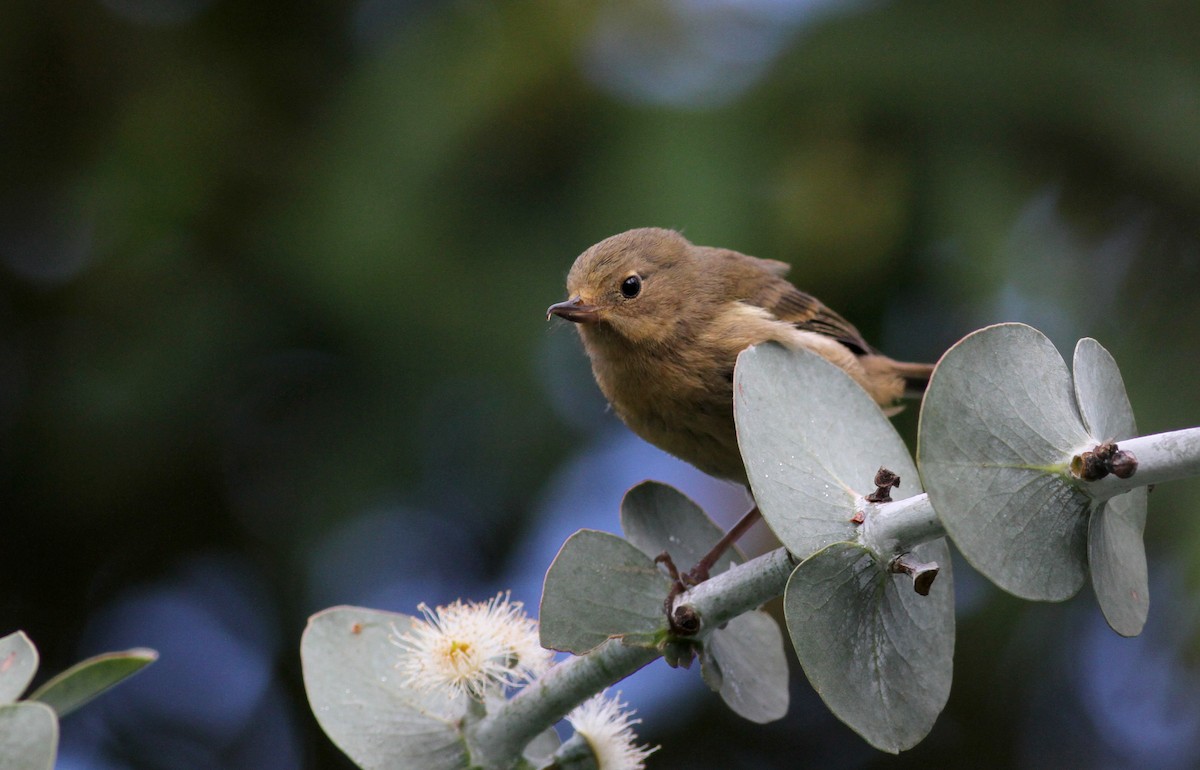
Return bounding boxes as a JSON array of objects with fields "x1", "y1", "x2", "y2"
[{"x1": 4, "y1": 0, "x2": 1200, "y2": 767}]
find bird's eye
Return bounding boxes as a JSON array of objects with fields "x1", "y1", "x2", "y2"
[{"x1": 620, "y1": 274, "x2": 642, "y2": 298}]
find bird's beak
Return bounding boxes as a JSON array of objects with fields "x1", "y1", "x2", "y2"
[{"x1": 546, "y1": 296, "x2": 600, "y2": 324}]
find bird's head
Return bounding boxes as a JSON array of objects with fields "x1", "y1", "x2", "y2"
[{"x1": 547, "y1": 228, "x2": 699, "y2": 347}]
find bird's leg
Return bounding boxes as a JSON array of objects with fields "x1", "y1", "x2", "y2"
[
  {"x1": 654, "y1": 551, "x2": 685, "y2": 593},
  {"x1": 657, "y1": 506, "x2": 762, "y2": 635},
  {"x1": 681, "y1": 505, "x2": 761, "y2": 586},
  {"x1": 654, "y1": 552, "x2": 688, "y2": 630}
]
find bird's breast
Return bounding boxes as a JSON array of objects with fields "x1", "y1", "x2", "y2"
[{"x1": 579, "y1": 327, "x2": 748, "y2": 482}]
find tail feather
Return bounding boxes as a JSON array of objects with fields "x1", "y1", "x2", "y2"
[{"x1": 890, "y1": 361, "x2": 935, "y2": 399}]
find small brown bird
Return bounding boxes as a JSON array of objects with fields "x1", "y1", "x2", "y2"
[{"x1": 547, "y1": 227, "x2": 933, "y2": 488}]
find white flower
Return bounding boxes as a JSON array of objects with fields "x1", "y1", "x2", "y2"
[
  {"x1": 566, "y1": 691, "x2": 659, "y2": 770},
  {"x1": 391, "y1": 592, "x2": 553, "y2": 702}
]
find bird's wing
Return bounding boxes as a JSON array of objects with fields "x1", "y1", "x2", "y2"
[
  {"x1": 701, "y1": 246, "x2": 875, "y2": 355},
  {"x1": 755, "y1": 257, "x2": 792, "y2": 277},
  {"x1": 755, "y1": 281, "x2": 875, "y2": 356}
]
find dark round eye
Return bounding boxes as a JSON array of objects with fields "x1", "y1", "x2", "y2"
[{"x1": 620, "y1": 274, "x2": 642, "y2": 298}]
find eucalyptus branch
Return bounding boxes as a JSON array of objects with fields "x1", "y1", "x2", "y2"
[
  {"x1": 467, "y1": 547, "x2": 797, "y2": 767},
  {"x1": 469, "y1": 498, "x2": 955, "y2": 764},
  {"x1": 305, "y1": 328, "x2": 1200, "y2": 766},
  {"x1": 672, "y1": 546, "x2": 797, "y2": 633},
  {"x1": 1077, "y1": 427, "x2": 1200, "y2": 499},
  {"x1": 860, "y1": 427, "x2": 1200, "y2": 563},
  {"x1": 466, "y1": 638, "x2": 659, "y2": 767},
  {"x1": 859, "y1": 492, "x2": 943, "y2": 557},
  {"x1": 473, "y1": 425, "x2": 1200, "y2": 765}
]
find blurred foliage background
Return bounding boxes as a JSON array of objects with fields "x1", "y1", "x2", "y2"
[{"x1": 3, "y1": 0, "x2": 1200, "y2": 767}]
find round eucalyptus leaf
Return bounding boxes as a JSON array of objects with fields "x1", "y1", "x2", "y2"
[
  {"x1": 698, "y1": 645, "x2": 722, "y2": 692},
  {"x1": 703, "y1": 610, "x2": 789, "y2": 724},
  {"x1": 918, "y1": 323, "x2": 1092, "y2": 601},
  {"x1": 301, "y1": 606, "x2": 469, "y2": 770},
  {"x1": 1073, "y1": 337, "x2": 1136, "y2": 442},
  {"x1": 785, "y1": 540, "x2": 954, "y2": 753},
  {"x1": 620, "y1": 480, "x2": 742, "y2": 574},
  {"x1": 734, "y1": 344, "x2": 921, "y2": 560},
  {"x1": 0, "y1": 631, "x2": 38, "y2": 704},
  {"x1": 552, "y1": 733, "x2": 600, "y2": 770},
  {"x1": 522, "y1": 725, "x2": 562, "y2": 767},
  {"x1": 539, "y1": 530, "x2": 670, "y2": 654},
  {"x1": 0, "y1": 702, "x2": 57, "y2": 770},
  {"x1": 28, "y1": 648, "x2": 157, "y2": 718},
  {"x1": 1089, "y1": 489, "x2": 1150, "y2": 637},
  {"x1": 1073, "y1": 337, "x2": 1149, "y2": 636}
]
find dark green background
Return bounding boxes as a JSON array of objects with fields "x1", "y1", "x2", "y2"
[{"x1": 4, "y1": 1, "x2": 1200, "y2": 767}]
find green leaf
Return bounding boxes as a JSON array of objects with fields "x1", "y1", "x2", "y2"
[
  {"x1": 28, "y1": 648, "x2": 157, "y2": 718},
  {"x1": 918, "y1": 323, "x2": 1092, "y2": 601},
  {"x1": 734, "y1": 344, "x2": 921, "y2": 560},
  {"x1": 619, "y1": 480, "x2": 743, "y2": 574},
  {"x1": 702, "y1": 610, "x2": 789, "y2": 724},
  {"x1": 522, "y1": 726, "x2": 561, "y2": 767},
  {"x1": 1072, "y1": 337, "x2": 1136, "y2": 442},
  {"x1": 1088, "y1": 490, "x2": 1150, "y2": 636},
  {"x1": 622, "y1": 480, "x2": 788, "y2": 719},
  {"x1": 784, "y1": 540, "x2": 954, "y2": 753},
  {"x1": 0, "y1": 631, "x2": 38, "y2": 704},
  {"x1": 0, "y1": 702, "x2": 57, "y2": 770},
  {"x1": 552, "y1": 733, "x2": 600, "y2": 770},
  {"x1": 1073, "y1": 338, "x2": 1148, "y2": 636},
  {"x1": 300, "y1": 606, "x2": 469, "y2": 770},
  {"x1": 539, "y1": 530, "x2": 670, "y2": 654}
]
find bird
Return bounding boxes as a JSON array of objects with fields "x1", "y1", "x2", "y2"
[{"x1": 546, "y1": 227, "x2": 933, "y2": 491}]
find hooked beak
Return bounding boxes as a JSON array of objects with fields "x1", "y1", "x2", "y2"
[{"x1": 546, "y1": 296, "x2": 600, "y2": 324}]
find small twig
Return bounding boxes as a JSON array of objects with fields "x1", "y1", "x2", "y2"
[
  {"x1": 889, "y1": 553, "x2": 940, "y2": 596},
  {"x1": 467, "y1": 548, "x2": 797, "y2": 766},
  {"x1": 1071, "y1": 441, "x2": 1138, "y2": 482},
  {"x1": 1081, "y1": 428, "x2": 1200, "y2": 499},
  {"x1": 865, "y1": 467, "x2": 901, "y2": 504}
]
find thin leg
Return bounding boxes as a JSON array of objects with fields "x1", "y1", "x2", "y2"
[
  {"x1": 682, "y1": 505, "x2": 761, "y2": 586},
  {"x1": 658, "y1": 505, "x2": 762, "y2": 636}
]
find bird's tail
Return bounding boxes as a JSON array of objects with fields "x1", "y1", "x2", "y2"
[{"x1": 890, "y1": 360, "x2": 935, "y2": 399}]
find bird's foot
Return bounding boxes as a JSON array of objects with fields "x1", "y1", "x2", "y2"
[
  {"x1": 654, "y1": 552, "x2": 698, "y2": 636},
  {"x1": 655, "y1": 505, "x2": 762, "y2": 636}
]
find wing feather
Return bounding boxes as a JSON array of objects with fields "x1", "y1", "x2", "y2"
[
  {"x1": 754, "y1": 282, "x2": 875, "y2": 356},
  {"x1": 700, "y1": 245, "x2": 874, "y2": 355}
]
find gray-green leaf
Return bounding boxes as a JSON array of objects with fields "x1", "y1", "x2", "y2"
[
  {"x1": 1073, "y1": 338, "x2": 1149, "y2": 636},
  {"x1": 1088, "y1": 489, "x2": 1150, "y2": 636},
  {"x1": 620, "y1": 480, "x2": 743, "y2": 574},
  {"x1": 539, "y1": 530, "x2": 670, "y2": 654},
  {"x1": 552, "y1": 733, "x2": 600, "y2": 770},
  {"x1": 621, "y1": 481, "x2": 788, "y2": 720},
  {"x1": 918, "y1": 323, "x2": 1092, "y2": 601},
  {"x1": 1073, "y1": 337, "x2": 1136, "y2": 442},
  {"x1": 300, "y1": 606, "x2": 469, "y2": 770},
  {"x1": 734, "y1": 343, "x2": 921, "y2": 560},
  {"x1": 29, "y1": 648, "x2": 157, "y2": 718},
  {"x1": 0, "y1": 702, "x2": 57, "y2": 770},
  {"x1": 522, "y1": 726, "x2": 561, "y2": 767},
  {"x1": 703, "y1": 610, "x2": 789, "y2": 724},
  {"x1": 785, "y1": 540, "x2": 954, "y2": 753},
  {"x1": 0, "y1": 631, "x2": 38, "y2": 704}
]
